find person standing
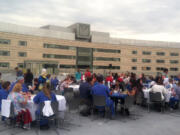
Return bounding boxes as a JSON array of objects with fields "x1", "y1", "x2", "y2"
[
  {"x1": 75, "y1": 68, "x2": 82, "y2": 83},
  {"x1": 24, "y1": 69, "x2": 34, "y2": 87},
  {"x1": 85, "y1": 68, "x2": 91, "y2": 79}
]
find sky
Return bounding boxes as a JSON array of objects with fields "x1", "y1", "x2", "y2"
[{"x1": 0, "y1": 0, "x2": 180, "y2": 42}]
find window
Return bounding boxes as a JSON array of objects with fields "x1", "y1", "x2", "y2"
[
  {"x1": 132, "y1": 50, "x2": 137, "y2": 54},
  {"x1": 17, "y1": 63, "x2": 24, "y2": 68},
  {"x1": 142, "y1": 51, "x2": 151, "y2": 55},
  {"x1": 0, "y1": 50, "x2": 10, "y2": 56},
  {"x1": 132, "y1": 59, "x2": 137, "y2": 62},
  {"x1": 156, "y1": 60, "x2": 165, "y2": 63},
  {"x1": 170, "y1": 53, "x2": 179, "y2": 56},
  {"x1": 93, "y1": 66, "x2": 120, "y2": 70},
  {"x1": 94, "y1": 57, "x2": 120, "y2": 62},
  {"x1": 43, "y1": 54, "x2": 76, "y2": 59},
  {"x1": 93, "y1": 48, "x2": 120, "y2": 54},
  {"x1": 132, "y1": 67, "x2": 137, "y2": 70},
  {"x1": 0, "y1": 62, "x2": 9, "y2": 68},
  {"x1": 44, "y1": 43, "x2": 76, "y2": 50},
  {"x1": 142, "y1": 59, "x2": 151, "y2": 63},
  {"x1": 0, "y1": 38, "x2": 10, "y2": 45},
  {"x1": 18, "y1": 52, "x2": 27, "y2": 57},
  {"x1": 142, "y1": 67, "x2": 151, "y2": 71},
  {"x1": 156, "y1": 52, "x2": 165, "y2": 56},
  {"x1": 170, "y1": 60, "x2": 179, "y2": 64},
  {"x1": 19, "y1": 41, "x2": 27, "y2": 46},
  {"x1": 170, "y1": 68, "x2": 178, "y2": 71},
  {"x1": 59, "y1": 65, "x2": 75, "y2": 68},
  {"x1": 156, "y1": 67, "x2": 164, "y2": 71}
]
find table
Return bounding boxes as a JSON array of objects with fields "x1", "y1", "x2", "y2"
[
  {"x1": 27, "y1": 95, "x2": 66, "y2": 121},
  {"x1": 143, "y1": 88, "x2": 172, "y2": 103},
  {"x1": 68, "y1": 85, "x2": 80, "y2": 92}
]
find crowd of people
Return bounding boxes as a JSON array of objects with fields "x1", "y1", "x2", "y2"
[{"x1": 0, "y1": 67, "x2": 180, "y2": 129}]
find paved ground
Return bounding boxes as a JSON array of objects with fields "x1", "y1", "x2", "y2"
[{"x1": 1, "y1": 106, "x2": 180, "y2": 135}]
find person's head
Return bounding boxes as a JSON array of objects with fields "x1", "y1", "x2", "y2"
[
  {"x1": 115, "y1": 80, "x2": 120, "y2": 86},
  {"x1": 46, "y1": 74, "x2": 51, "y2": 79},
  {"x1": 14, "y1": 67, "x2": 18, "y2": 71},
  {"x1": 42, "y1": 83, "x2": 51, "y2": 99},
  {"x1": 17, "y1": 76, "x2": 24, "y2": 84},
  {"x1": 41, "y1": 68, "x2": 47, "y2": 76},
  {"x1": 12, "y1": 83, "x2": 22, "y2": 93},
  {"x1": 178, "y1": 81, "x2": 180, "y2": 87},
  {"x1": 34, "y1": 78, "x2": 38, "y2": 84},
  {"x1": 2, "y1": 81, "x2": 11, "y2": 91},
  {"x1": 164, "y1": 68, "x2": 168, "y2": 74},
  {"x1": 77, "y1": 68, "x2": 80, "y2": 72},
  {"x1": 86, "y1": 76, "x2": 93, "y2": 84},
  {"x1": 86, "y1": 68, "x2": 89, "y2": 72},
  {"x1": 27, "y1": 69, "x2": 31, "y2": 73},
  {"x1": 156, "y1": 76, "x2": 163, "y2": 85},
  {"x1": 97, "y1": 75, "x2": 104, "y2": 83}
]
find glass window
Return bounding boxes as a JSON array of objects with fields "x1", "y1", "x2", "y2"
[
  {"x1": 0, "y1": 38, "x2": 10, "y2": 45},
  {"x1": 170, "y1": 52, "x2": 179, "y2": 56},
  {"x1": 132, "y1": 67, "x2": 137, "y2": 70},
  {"x1": 18, "y1": 52, "x2": 27, "y2": 57},
  {"x1": 142, "y1": 67, "x2": 151, "y2": 71},
  {"x1": 156, "y1": 60, "x2": 165, "y2": 63},
  {"x1": 170, "y1": 60, "x2": 179, "y2": 64},
  {"x1": 0, "y1": 62, "x2": 9, "y2": 68},
  {"x1": 44, "y1": 43, "x2": 76, "y2": 50},
  {"x1": 132, "y1": 59, "x2": 137, "y2": 62},
  {"x1": 156, "y1": 52, "x2": 165, "y2": 56},
  {"x1": 43, "y1": 54, "x2": 76, "y2": 59},
  {"x1": 93, "y1": 48, "x2": 120, "y2": 53},
  {"x1": 170, "y1": 68, "x2": 178, "y2": 71},
  {"x1": 19, "y1": 41, "x2": 27, "y2": 46},
  {"x1": 59, "y1": 65, "x2": 75, "y2": 68},
  {"x1": 156, "y1": 67, "x2": 164, "y2": 71},
  {"x1": 93, "y1": 66, "x2": 120, "y2": 70},
  {"x1": 17, "y1": 63, "x2": 24, "y2": 68},
  {"x1": 132, "y1": 50, "x2": 137, "y2": 54},
  {"x1": 94, "y1": 57, "x2": 120, "y2": 61},
  {"x1": 0, "y1": 50, "x2": 10, "y2": 56},
  {"x1": 142, "y1": 59, "x2": 151, "y2": 63},
  {"x1": 142, "y1": 51, "x2": 151, "y2": 55}
]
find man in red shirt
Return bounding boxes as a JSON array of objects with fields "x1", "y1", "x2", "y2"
[{"x1": 85, "y1": 68, "x2": 91, "y2": 78}]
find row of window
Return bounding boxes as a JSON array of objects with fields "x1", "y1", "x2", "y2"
[
  {"x1": 132, "y1": 66, "x2": 179, "y2": 71},
  {"x1": 93, "y1": 57, "x2": 120, "y2": 62},
  {"x1": 0, "y1": 38, "x2": 27, "y2": 46},
  {"x1": 93, "y1": 66, "x2": 120, "y2": 70},
  {"x1": 0, "y1": 50, "x2": 27, "y2": 57},
  {"x1": 43, "y1": 54, "x2": 76, "y2": 59},
  {"x1": 132, "y1": 50, "x2": 179, "y2": 56},
  {"x1": 132, "y1": 59, "x2": 179, "y2": 64}
]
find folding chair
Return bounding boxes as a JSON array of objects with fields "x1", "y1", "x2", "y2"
[
  {"x1": 91, "y1": 95, "x2": 109, "y2": 119},
  {"x1": 36, "y1": 101, "x2": 59, "y2": 135},
  {"x1": 148, "y1": 92, "x2": 165, "y2": 112}
]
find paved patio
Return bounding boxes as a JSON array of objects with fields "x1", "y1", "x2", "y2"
[{"x1": 0, "y1": 107, "x2": 180, "y2": 135}]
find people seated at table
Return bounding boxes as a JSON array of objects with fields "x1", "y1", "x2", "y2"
[
  {"x1": 33, "y1": 83, "x2": 57, "y2": 129},
  {"x1": 8, "y1": 83, "x2": 32, "y2": 129},
  {"x1": 59, "y1": 76, "x2": 73, "y2": 95},
  {"x1": 79, "y1": 76, "x2": 93, "y2": 116},
  {"x1": 91, "y1": 75, "x2": 115, "y2": 118},
  {"x1": 169, "y1": 81, "x2": 180, "y2": 110},
  {"x1": 0, "y1": 81, "x2": 11, "y2": 111},
  {"x1": 150, "y1": 76, "x2": 167, "y2": 101},
  {"x1": 9, "y1": 76, "x2": 29, "y2": 93}
]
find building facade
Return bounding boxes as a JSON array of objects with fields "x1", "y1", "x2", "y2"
[{"x1": 0, "y1": 22, "x2": 180, "y2": 76}]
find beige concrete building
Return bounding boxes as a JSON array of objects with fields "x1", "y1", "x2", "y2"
[{"x1": 0, "y1": 22, "x2": 180, "y2": 76}]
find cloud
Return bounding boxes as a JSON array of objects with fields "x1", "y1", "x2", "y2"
[{"x1": 0, "y1": 0, "x2": 180, "y2": 42}]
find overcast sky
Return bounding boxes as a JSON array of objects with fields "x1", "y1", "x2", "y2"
[{"x1": 0, "y1": 0, "x2": 180, "y2": 42}]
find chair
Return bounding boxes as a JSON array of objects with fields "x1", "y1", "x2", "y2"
[
  {"x1": 91, "y1": 95, "x2": 108, "y2": 119},
  {"x1": 148, "y1": 92, "x2": 165, "y2": 112},
  {"x1": 36, "y1": 101, "x2": 59, "y2": 135}
]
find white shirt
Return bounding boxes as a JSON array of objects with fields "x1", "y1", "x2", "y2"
[{"x1": 150, "y1": 84, "x2": 167, "y2": 100}]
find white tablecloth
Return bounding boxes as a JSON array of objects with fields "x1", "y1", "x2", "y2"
[
  {"x1": 27, "y1": 95, "x2": 66, "y2": 121},
  {"x1": 68, "y1": 85, "x2": 80, "y2": 92},
  {"x1": 143, "y1": 88, "x2": 172, "y2": 103}
]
